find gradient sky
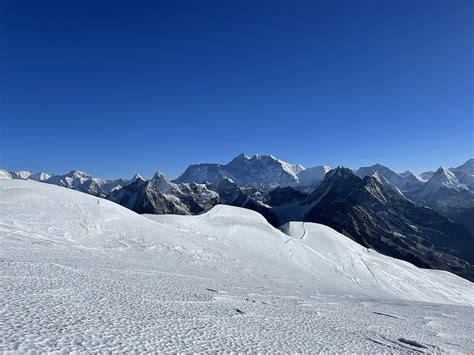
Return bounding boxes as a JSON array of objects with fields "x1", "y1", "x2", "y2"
[{"x1": 1, "y1": 0, "x2": 472, "y2": 179}]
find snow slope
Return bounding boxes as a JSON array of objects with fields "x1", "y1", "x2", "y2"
[{"x1": 1, "y1": 179, "x2": 473, "y2": 353}]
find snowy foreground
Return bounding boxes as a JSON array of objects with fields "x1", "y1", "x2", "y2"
[{"x1": 1, "y1": 180, "x2": 473, "y2": 353}]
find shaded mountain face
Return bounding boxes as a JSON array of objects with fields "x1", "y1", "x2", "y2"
[
  {"x1": 300, "y1": 167, "x2": 474, "y2": 280},
  {"x1": 174, "y1": 153, "x2": 305, "y2": 189},
  {"x1": 107, "y1": 173, "x2": 279, "y2": 225},
  {"x1": 108, "y1": 172, "x2": 219, "y2": 215},
  {"x1": 263, "y1": 186, "x2": 308, "y2": 207}
]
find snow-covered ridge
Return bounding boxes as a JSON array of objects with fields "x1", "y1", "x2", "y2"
[
  {"x1": 0, "y1": 168, "x2": 140, "y2": 197},
  {"x1": 2, "y1": 179, "x2": 470, "y2": 305},
  {"x1": 1, "y1": 179, "x2": 473, "y2": 352}
]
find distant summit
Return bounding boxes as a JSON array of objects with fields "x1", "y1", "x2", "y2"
[{"x1": 174, "y1": 153, "x2": 308, "y2": 189}]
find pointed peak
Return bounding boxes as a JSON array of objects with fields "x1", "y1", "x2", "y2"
[
  {"x1": 434, "y1": 166, "x2": 451, "y2": 175},
  {"x1": 151, "y1": 171, "x2": 169, "y2": 181},
  {"x1": 231, "y1": 153, "x2": 249, "y2": 162},
  {"x1": 331, "y1": 165, "x2": 357, "y2": 176},
  {"x1": 131, "y1": 173, "x2": 145, "y2": 182},
  {"x1": 430, "y1": 167, "x2": 459, "y2": 183},
  {"x1": 321, "y1": 166, "x2": 359, "y2": 184}
]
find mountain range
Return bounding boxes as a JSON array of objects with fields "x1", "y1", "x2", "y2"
[{"x1": 2, "y1": 154, "x2": 473, "y2": 280}]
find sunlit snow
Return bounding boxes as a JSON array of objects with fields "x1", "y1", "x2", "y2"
[{"x1": 1, "y1": 179, "x2": 472, "y2": 352}]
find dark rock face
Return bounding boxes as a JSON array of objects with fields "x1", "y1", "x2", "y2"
[
  {"x1": 302, "y1": 167, "x2": 474, "y2": 280},
  {"x1": 442, "y1": 207, "x2": 474, "y2": 239},
  {"x1": 263, "y1": 186, "x2": 307, "y2": 207}
]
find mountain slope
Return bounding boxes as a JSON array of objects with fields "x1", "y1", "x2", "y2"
[
  {"x1": 296, "y1": 165, "x2": 330, "y2": 187},
  {"x1": 300, "y1": 167, "x2": 474, "y2": 280},
  {"x1": 410, "y1": 167, "x2": 474, "y2": 212},
  {"x1": 1, "y1": 179, "x2": 473, "y2": 352}
]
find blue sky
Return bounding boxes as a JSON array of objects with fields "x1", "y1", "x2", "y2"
[{"x1": 1, "y1": 0, "x2": 472, "y2": 179}]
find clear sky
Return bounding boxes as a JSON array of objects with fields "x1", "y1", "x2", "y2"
[{"x1": 1, "y1": 0, "x2": 472, "y2": 179}]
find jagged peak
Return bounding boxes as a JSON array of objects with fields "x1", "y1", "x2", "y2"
[
  {"x1": 229, "y1": 153, "x2": 250, "y2": 163},
  {"x1": 67, "y1": 170, "x2": 89, "y2": 178},
  {"x1": 151, "y1": 171, "x2": 169, "y2": 181},
  {"x1": 148, "y1": 171, "x2": 182, "y2": 195}
]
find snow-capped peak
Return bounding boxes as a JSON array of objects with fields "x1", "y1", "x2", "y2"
[
  {"x1": 423, "y1": 167, "x2": 468, "y2": 193},
  {"x1": 131, "y1": 173, "x2": 145, "y2": 182},
  {"x1": 297, "y1": 165, "x2": 331, "y2": 187},
  {"x1": 175, "y1": 153, "x2": 307, "y2": 188},
  {"x1": 149, "y1": 171, "x2": 180, "y2": 195},
  {"x1": 65, "y1": 170, "x2": 91, "y2": 181},
  {"x1": 10, "y1": 171, "x2": 32, "y2": 180}
]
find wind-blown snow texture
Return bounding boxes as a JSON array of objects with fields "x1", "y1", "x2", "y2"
[{"x1": 1, "y1": 180, "x2": 473, "y2": 352}]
